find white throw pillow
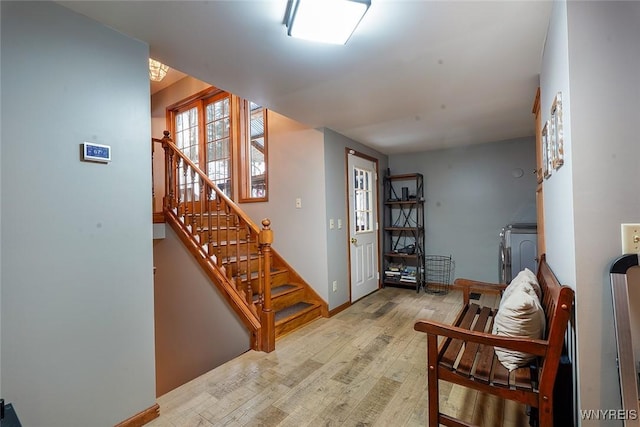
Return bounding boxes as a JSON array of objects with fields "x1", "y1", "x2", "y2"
[
  {"x1": 492, "y1": 275, "x2": 546, "y2": 371},
  {"x1": 501, "y1": 268, "x2": 541, "y2": 303}
]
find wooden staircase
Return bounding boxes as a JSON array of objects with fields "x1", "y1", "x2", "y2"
[{"x1": 153, "y1": 131, "x2": 327, "y2": 352}]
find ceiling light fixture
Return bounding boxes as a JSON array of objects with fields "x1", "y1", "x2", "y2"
[
  {"x1": 149, "y1": 58, "x2": 169, "y2": 82},
  {"x1": 285, "y1": 0, "x2": 371, "y2": 45}
]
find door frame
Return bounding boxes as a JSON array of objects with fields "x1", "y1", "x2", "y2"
[{"x1": 345, "y1": 148, "x2": 382, "y2": 302}]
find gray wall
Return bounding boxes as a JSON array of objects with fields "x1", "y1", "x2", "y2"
[
  {"x1": 153, "y1": 226, "x2": 249, "y2": 396},
  {"x1": 389, "y1": 137, "x2": 537, "y2": 283},
  {"x1": 323, "y1": 129, "x2": 388, "y2": 310},
  {"x1": 542, "y1": 1, "x2": 640, "y2": 423},
  {"x1": 1, "y1": 2, "x2": 156, "y2": 426}
]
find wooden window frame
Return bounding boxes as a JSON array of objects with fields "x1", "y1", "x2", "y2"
[
  {"x1": 238, "y1": 100, "x2": 269, "y2": 203},
  {"x1": 167, "y1": 87, "x2": 235, "y2": 199},
  {"x1": 167, "y1": 87, "x2": 268, "y2": 203}
]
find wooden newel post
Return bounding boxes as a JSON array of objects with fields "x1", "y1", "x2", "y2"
[
  {"x1": 160, "y1": 131, "x2": 174, "y2": 211},
  {"x1": 259, "y1": 218, "x2": 275, "y2": 352}
]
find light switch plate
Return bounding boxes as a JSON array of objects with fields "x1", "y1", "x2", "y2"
[{"x1": 621, "y1": 223, "x2": 640, "y2": 253}]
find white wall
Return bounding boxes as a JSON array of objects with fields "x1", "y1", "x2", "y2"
[
  {"x1": 542, "y1": 1, "x2": 640, "y2": 424},
  {"x1": 242, "y1": 112, "x2": 330, "y2": 302},
  {"x1": 389, "y1": 137, "x2": 537, "y2": 283},
  {"x1": 1, "y1": 2, "x2": 156, "y2": 425}
]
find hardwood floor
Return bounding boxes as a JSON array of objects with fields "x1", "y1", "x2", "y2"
[{"x1": 147, "y1": 287, "x2": 529, "y2": 427}]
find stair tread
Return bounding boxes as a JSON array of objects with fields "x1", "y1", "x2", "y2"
[
  {"x1": 272, "y1": 284, "x2": 298, "y2": 296},
  {"x1": 252, "y1": 284, "x2": 299, "y2": 303},
  {"x1": 275, "y1": 301, "x2": 320, "y2": 323},
  {"x1": 237, "y1": 268, "x2": 286, "y2": 282}
]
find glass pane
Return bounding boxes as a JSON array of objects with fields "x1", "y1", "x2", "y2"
[
  {"x1": 206, "y1": 123, "x2": 214, "y2": 142},
  {"x1": 206, "y1": 104, "x2": 213, "y2": 122},
  {"x1": 175, "y1": 108, "x2": 199, "y2": 165},
  {"x1": 354, "y1": 167, "x2": 373, "y2": 233}
]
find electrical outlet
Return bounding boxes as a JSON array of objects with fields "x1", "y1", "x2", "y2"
[
  {"x1": 337, "y1": 219, "x2": 342, "y2": 229},
  {"x1": 621, "y1": 223, "x2": 640, "y2": 253},
  {"x1": 332, "y1": 281, "x2": 338, "y2": 292},
  {"x1": 295, "y1": 198, "x2": 302, "y2": 209}
]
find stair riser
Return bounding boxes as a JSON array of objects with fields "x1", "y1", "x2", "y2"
[
  {"x1": 272, "y1": 288, "x2": 306, "y2": 312},
  {"x1": 275, "y1": 306, "x2": 322, "y2": 338},
  {"x1": 225, "y1": 257, "x2": 262, "y2": 277},
  {"x1": 245, "y1": 269, "x2": 289, "y2": 289}
]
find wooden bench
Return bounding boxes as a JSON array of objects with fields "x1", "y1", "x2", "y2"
[{"x1": 414, "y1": 254, "x2": 574, "y2": 427}]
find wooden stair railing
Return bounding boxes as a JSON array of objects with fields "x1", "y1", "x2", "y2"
[{"x1": 153, "y1": 131, "x2": 275, "y2": 352}]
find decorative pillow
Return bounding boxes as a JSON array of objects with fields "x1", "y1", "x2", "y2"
[
  {"x1": 501, "y1": 268, "x2": 541, "y2": 303},
  {"x1": 492, "y1": 271, "x2": 546, "y2": 371}
]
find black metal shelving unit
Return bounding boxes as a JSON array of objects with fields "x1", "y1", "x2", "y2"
[{"x1": 382, "y1": 173, "x2": 425, "y2": 292}]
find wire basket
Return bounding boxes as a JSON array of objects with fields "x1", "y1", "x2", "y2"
[{"x1": 424, "y1": 255, "x2": 452, "y2": 294}]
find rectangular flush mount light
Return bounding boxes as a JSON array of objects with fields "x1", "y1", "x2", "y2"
[{"x1": 286, "y1": 0, "x2": 371, "y2": 45}]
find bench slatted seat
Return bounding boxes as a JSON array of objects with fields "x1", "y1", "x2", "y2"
[{"x1": 414, "y1": 254, "x2": 574, "y2": 427}]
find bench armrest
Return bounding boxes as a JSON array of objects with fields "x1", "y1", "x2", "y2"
[
  {"x1": 413, "y1": 318, "x2": 548, "y2": 357},
  {"x1": 454, "y1": 278, "x2": 508, "y2": 305}
]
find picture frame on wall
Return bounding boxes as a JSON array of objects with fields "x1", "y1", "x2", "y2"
[
  {"x1": 542, "y1": 120, "x2": 552, "y2": 179},
  {"x1": 550, "y1": 92, "x2": 564, "y2": 169}
]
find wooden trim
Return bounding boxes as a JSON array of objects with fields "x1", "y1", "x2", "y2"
[
  {"x1": 328, "y1": 300, "x2": 351, "y2": 316},
  {"x1": 345, "y1": 148, "x2": 378, "y2": 163},
  {"x1": 238, "y1": 101, "x2": 269, "y2": 203},
  {"x1": 532, "y1": 87, "x2": 541, "y2": 114},
  {"x1": 152, "y1": 212, "x2": 165, "y2": 223},
  {"x1": 114, "y1": 403, "x2": 159, "y2": 427},
  {"x1": 165, "y1": 86, "x2": 223, "y2": 111}
]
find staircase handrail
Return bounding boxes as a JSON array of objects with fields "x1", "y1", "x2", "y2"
[{"x1": 152, "y1": 133, "x2": 261, "y2": 235}]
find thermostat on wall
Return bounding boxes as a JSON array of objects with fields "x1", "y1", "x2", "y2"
[{"x1": 82, "y1": 142, "x2": 111, "y2": 163}]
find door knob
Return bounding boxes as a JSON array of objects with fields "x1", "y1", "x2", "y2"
[{"x1": 351, "y1": 237, "x2": 357, "y2": 244}]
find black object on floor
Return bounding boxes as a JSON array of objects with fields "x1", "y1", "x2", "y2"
[
  {"x1": 469, "y1": 292, "x2": 481, "y2": 300},
  {"x1": 1, "y1": 401, "x2": 23, "y2": 427}
]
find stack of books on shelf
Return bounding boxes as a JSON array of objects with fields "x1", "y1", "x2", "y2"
[
  {"x1": 400, "y1": 266, "x2": 417, "y2": 283},
  {"x1": 384, "y1": 263, "x2": 404, "y2": 282}
]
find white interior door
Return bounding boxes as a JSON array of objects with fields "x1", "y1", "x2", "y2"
[{"x1": 348, "y1": 152, "x2": 379, "y2": 302}]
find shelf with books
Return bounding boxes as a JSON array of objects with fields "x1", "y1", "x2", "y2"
[{"x1": 383, "y1": 172, "x2": 425, "y2": 292}]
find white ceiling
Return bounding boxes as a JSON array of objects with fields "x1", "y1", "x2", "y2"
[{"x1": 58, "y1": 0, "x2": 552, "y2": 154}]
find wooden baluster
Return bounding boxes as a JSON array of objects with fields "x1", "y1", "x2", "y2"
[
  {"x1": 206, "y1": 186, "x2": 214, "y2": 258},
  {"x1": 181, "y1": 161, "x2": 189, "y2": 220},
  {"x1": 175, "y1": 157, "x2": 183, "y2": 214},
  {"x1": 215, "y1": 198, "x2": 222, "y2": 267},
  {"x1": 245, "y1": 225, "x2": 253, "y2": 308},
  {"x1": 234, "y1": 215, "x2": 241, "y2": 290},
  {"x1": 259, "y1": 219, "x2": 275, "y2": 352},
  {"x1": 189, "y1": 168, "x2": 197, "y2": 232},
  {"x1": 255, "y1": 243, "x2": 264, "y2": 314},
  {"x1": 225, "y1": 205, "x2": 234, "y2": 280},
  {"x1": 161, "y1": 131, "x2": 175, "y2": 211}
]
